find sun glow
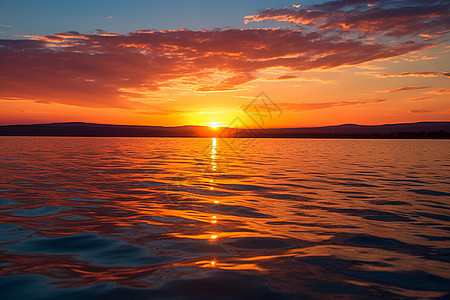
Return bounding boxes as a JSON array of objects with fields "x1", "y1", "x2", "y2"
[{"x1": 208, "y1": 122, "x2": 223, "y2": 129}]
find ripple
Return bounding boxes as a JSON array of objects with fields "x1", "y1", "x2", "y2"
[
  {"x1": 333, "y1": 208, "x2": 413, "y2": 222},
  {"x1": 225, "y1": 237, "x2": 290, "y2": 250},
  {"x1": 220, "y1": 183, "x2": 270, "y2": 191},
  {"x1": 12, "y1": 206, "x2": 71, "y2": 217},
  {"x1": 3, "y1": 232, "x2": 176, "y2": 267},
  {"x1": 419, "y1": 212, "x2": 450, "y2": 222},
  {"x1": 343, "y1": 270, "x2": 450, "y2": 292},
  {"x1": 162, "y1": 239, "x2": 229, "y2": 254},
  {"x1": 410, "y1": 189, "x2": 450, "y2": 197},
  {"x1": 0, "y1": 199, "x2": 17, "y2": 206},
  {"x1": 211, "y1": 204, "x2": 272, "y2": 218}
]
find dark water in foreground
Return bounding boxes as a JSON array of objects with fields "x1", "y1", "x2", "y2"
[{"x1": 0, "y1": 137, "x2": 449, "y2": 299}]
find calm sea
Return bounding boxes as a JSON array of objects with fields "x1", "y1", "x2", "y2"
[{"x1": 0, "y1": 137, "x2": 449, "y2": 299}]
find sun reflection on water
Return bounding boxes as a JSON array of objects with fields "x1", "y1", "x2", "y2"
[{"x1": 208, "y1": 137, "x2": 220, "y2": 265}]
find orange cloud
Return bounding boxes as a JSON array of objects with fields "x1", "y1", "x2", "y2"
[
  {"x1": 405, "y1": 96, "x2": 433, "y2": 101},
  {"x1": 381, "y1": 86, "x2": 431, "y2": 93},
  {"x1": 410, "y1": 109, "x2": 432, "y2": 113},
  {"x1": 426, "y1": 88, "x2": 450, "y2": 95},
  {"x1": 381, "y1": 71, "x2": 450, "y2": 78},
  {"x1": 0, "y1": 28, "x2": 428, "y2": 109},
  {"x1": 277, "y1": 75, "x2": 299, "y2": 80}
]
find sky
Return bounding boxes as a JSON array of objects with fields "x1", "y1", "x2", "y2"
[{"x1": 0, "y1": 0, "x2": 449, "y2": 127}]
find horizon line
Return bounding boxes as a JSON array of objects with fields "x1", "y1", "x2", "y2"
[{"x1": 1, "y1": 120, "x2": 450, "y2": 129}]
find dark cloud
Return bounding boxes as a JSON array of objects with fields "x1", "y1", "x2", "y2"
[{"x1": 245, "y1": 0, "x2": 450, "y2": 38}]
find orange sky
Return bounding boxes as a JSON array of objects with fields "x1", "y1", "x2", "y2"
[{"x1": 0, "y1": 1, "x2": 449, "y2": 128}]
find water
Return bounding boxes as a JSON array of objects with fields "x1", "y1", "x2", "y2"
[{"x1": 0, "y1": 137, "x2": 449, "y2": 299}]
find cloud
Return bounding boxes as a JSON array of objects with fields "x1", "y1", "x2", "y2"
[
  {"x1": 277, "y1": 75, "x2": 299, "y2": 80},
  {"x1": 381, "y1": 71, "x2": 450, "y2": 78},
  {"x1": 0, "y1": 27, "x2": 430, "y2": 109},
  {"x1": 381, "y1": 86, "x2": 431, "y2": 93},
  {"x1": 265, "y1": 75, "x2": 334, "y2": 84},
  {"x1": 356, "y1": 65, "x2": 386, "y2": 70},
  {"x1": 426, "y1": 88, "x2": 450, "y2": 95},
  {"x1": 1, "y1": 0, "x2": 444, "y2": 109},
  {"x1": 256, "y1": 74, "x2": 334, "y2": 83},
  {"x1": 0, "y1": 25, "x2": 13, "y2": 28},
  {"x1": 241, "y1": 99, "x2": 386, "y2": 113},
  {"x1": 405, "y1": 96, "x2": 433, "y2": 101},
  {"x1": 244, "y1": 0, "x2": 450, "y2": 38},
  {"x1": 410, "y1": 109, "x2": 432, "y2": 113}
]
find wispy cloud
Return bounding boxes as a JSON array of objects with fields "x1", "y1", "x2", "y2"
[
  {"x1": 257, "y1": 75, "x2": 335, "y2": 84},
  {"x1": 405, "y1": 96, "x2": 433, "y2": 101},
  {"x1": 356, "y1": 65, "x2": 386, "y2": 70},
  {"x1": 381, "y1": 86, "x2": 431, "y2": 93},
  {"x1": 0, "y1": 25, "x2": 13, "y2": 28},
  {"x1": 277, "y1": 75, "x2": 299, "y2": 80},
  {"x1": 381, "y1": 71, "x2": 450, "y2": 78},
  {"x1": 410, "y1": 109, "x2": 432, "y2": 113},
  {"x1": 426, "y1": 88, "x2": 450, "y2": 95}
]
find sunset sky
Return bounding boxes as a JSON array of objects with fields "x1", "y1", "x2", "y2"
[{"x1": 0, "y1": 0, "x2": 449, "y2": 127}]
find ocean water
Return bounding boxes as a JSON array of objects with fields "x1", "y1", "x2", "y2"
[{"x1": 0, "y1": 137, "x2": 449, "y2": 299}]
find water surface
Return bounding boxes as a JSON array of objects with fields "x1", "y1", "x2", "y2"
[{"x1": 0, "y1": 137, "x2": 449, "y2": 299}]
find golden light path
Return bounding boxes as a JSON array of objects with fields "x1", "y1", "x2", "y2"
[{"x1": 209, "y1": 137, "x2": 218, "y2": 267}]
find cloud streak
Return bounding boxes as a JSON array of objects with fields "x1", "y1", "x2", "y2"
[
  {"x1": 381, "y1": 71, "x2": 450, "y2": 78},
  {"x1": 381, "y1": 86, "x2": 431, "y2": 93},
  {"x1": 410, "y1": 109, "x2": 432, "y2": 113},
  {"x1": 426, "y1": 88, "x2": 450, "y2": 95},
  {"x1": 405, "y1": 96, "x2": 433, "y2": 101}
]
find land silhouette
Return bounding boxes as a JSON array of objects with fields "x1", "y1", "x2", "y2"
[{"x1": 0, "y1": 122, "x2": 449, "y2": 138}]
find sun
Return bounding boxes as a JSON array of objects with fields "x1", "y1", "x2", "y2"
[{"x1": 208, "y1": 122, "x2": 223, "y2": 129}]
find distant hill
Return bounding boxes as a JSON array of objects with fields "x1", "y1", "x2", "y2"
[
  {"x1": 0, "y1": 121, "x2": 449, "y2": 138},
  {"x1": 248, "y1": 122, "x2": 450, "y2": 138},
  {"x1": 0, "y1": 122, "x2": 213, "y2": 137}
]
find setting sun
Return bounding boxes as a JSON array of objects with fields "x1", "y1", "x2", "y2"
[{"x1": 208, "y1": 122, "x2": 223, "y2": 129}]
